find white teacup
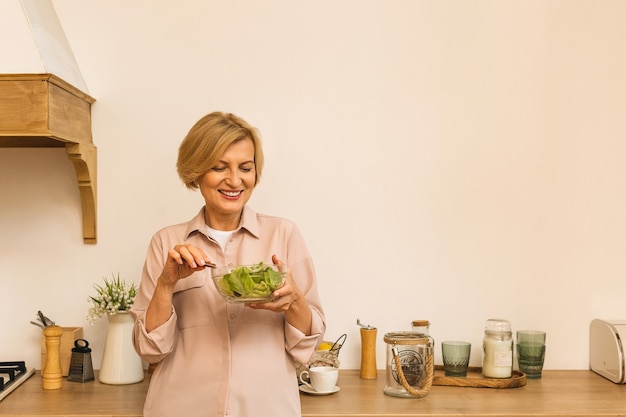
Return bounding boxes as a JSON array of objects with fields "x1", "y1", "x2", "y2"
[{"x1": 299, "y1": 366, "x2": 338, "y2": 393}]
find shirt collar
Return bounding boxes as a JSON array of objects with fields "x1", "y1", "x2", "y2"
[{"x1": 184, "y1": 206, "x2": 260, "y2": 239}]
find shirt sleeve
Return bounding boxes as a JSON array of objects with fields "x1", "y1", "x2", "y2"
[
  {"x1": 284, "y1": 306, "x2": 325, "y2": 364},
  {"x1": 130, "y1": 232, "x2": 179, "y2": 363},
  {"x1": 281, "y1": 223, "x2": 326, "y2": 364}
]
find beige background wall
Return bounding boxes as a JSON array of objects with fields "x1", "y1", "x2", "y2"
[{"x1": 1, "y1": 0, "x2": 625, "y2": 372}]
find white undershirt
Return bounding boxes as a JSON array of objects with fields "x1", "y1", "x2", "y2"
[{"x1": 206, "y1": 226, "x2": 235, "y2": 250}]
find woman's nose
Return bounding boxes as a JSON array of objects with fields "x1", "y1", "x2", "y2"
[{"x1": 225, "y1": 169, "x2": 242, "y2": 185}]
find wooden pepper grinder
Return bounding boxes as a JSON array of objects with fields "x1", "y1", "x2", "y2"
[
  {"x1": 42, "y1": 325, "x2": 64, "y2": 390},
  {"x1": 358, "y1": 319, "x2": 377, "y2": 379}
]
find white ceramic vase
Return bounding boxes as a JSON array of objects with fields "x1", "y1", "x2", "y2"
[{"x1": 98, "y1": 311, "x2": 144, "y2": 384}]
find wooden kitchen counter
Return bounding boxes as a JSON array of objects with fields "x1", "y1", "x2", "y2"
[
  {"x1": 1, "y1": 370, "x2": 624, "y2": 416},
  {"x1": 302, "y1": 370, "x2": 626, "y2": 417}
]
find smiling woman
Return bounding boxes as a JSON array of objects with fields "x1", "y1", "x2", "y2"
[
  {"x1": 129, "y1": 111, "x2": 326, "y2": 417},
  {"x1": 197, "y1": 138, "x2": 257, "y2": 231},
  {"x1": 176, "y1": 112, "x2": 265, "y2": 188}
]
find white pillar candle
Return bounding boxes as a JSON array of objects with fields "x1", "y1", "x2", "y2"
[
  {"x1": 482, "y1": 319, "x2": 513, "y2": 378},
  {"x1": 482, "y1": 336, "x2": 513, "y2": 378}
]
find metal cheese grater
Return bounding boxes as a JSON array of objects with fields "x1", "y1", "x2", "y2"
[{"x1": 67, "y1": 339, "x2": 94, "y2": 383}]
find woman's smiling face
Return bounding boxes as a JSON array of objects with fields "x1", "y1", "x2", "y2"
[{"x1": 199, "y1": 137, "x2": 256, "y2": 229}]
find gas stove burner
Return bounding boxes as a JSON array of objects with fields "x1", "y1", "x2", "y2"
[{"x1": 0, "y1": 361, "x2": 35, "y2": 402}]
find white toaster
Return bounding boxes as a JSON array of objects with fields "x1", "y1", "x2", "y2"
[{"x1": 589, "y1": 319, "x2": 626, "y2": 383}]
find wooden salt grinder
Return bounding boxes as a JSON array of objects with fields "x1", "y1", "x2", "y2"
[
  {"x1": 42, "y1": 325, "x2": 64, "y2": 390},
  {"x1": 360, "y1": 327, "x2": 378, "y2": 379}
]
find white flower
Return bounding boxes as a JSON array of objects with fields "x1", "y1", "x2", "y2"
[{"x1": 87, "y1": 273, "x2": 138, "y2": 325}]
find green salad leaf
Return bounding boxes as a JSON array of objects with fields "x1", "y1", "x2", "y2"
[{"x1": 218, "y1": 262, "x2": 283, "y2": 299}]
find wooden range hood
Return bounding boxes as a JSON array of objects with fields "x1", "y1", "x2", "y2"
[{"x1": 0, "y1": 73, "x2": 97, "y2": 244}]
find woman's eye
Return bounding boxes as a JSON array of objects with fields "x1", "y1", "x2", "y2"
[
  {"x1": 241, "y1": 167, "x2": 253, "y2": 173},
  {"x1": 212, "y1": 166, "x2": 226, "y2": 172}
]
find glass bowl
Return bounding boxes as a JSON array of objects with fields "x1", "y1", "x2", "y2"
[{"x1": 211, "y1": 262, "x2": 287, "y2": 303}]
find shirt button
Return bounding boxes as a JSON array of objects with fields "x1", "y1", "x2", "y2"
[{"x1": 229, "y1": 314, "x2": 236, "y2": 320}]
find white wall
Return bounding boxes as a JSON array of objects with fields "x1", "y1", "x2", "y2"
[{"x1": 1, "y1": 0, "x2": 625, "y2": 372}]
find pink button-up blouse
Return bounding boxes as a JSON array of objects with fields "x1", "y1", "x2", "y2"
[{"x1": 130, "y1": 206, "x2": 326, "y2": 417}]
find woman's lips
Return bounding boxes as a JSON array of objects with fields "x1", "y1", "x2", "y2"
[{"x1": 219, "y1": 190, "x2": 243, "y2": 198}]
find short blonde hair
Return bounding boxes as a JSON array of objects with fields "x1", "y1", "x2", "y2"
[{"x1": 177, "y1": 112, "x2": 264, "y2": 189}]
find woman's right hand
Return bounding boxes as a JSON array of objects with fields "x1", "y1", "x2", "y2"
[
  {"x1": 146, "y1": 244, "x2": 212, "y2": 332},
  {"x1": 159, "y1": 243, "x2": 213, "y2": 286}
]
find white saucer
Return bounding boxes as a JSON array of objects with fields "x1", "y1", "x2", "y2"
[{"x1": 299, "y1": 385, "x2": 340, "y2": 395}]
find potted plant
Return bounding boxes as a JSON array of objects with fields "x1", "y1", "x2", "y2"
[
  {"x1": 87, "y1": 273, "x2": 137, "y2": 324},
  {"x1": 87, "y1": 273, "x2": 143, "y2": 384}
]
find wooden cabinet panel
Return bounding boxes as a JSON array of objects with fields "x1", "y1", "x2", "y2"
[{"x1": 0, "y1": 73, "x2": 97, "y2": 243}]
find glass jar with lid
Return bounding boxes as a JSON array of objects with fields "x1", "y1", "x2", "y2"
[
  {"x1": 411, "y1": 320, "x2": 430, "y2": 335},
  {"x1": 482, "y1": 318, "x2": 513, "y2": 378}
]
